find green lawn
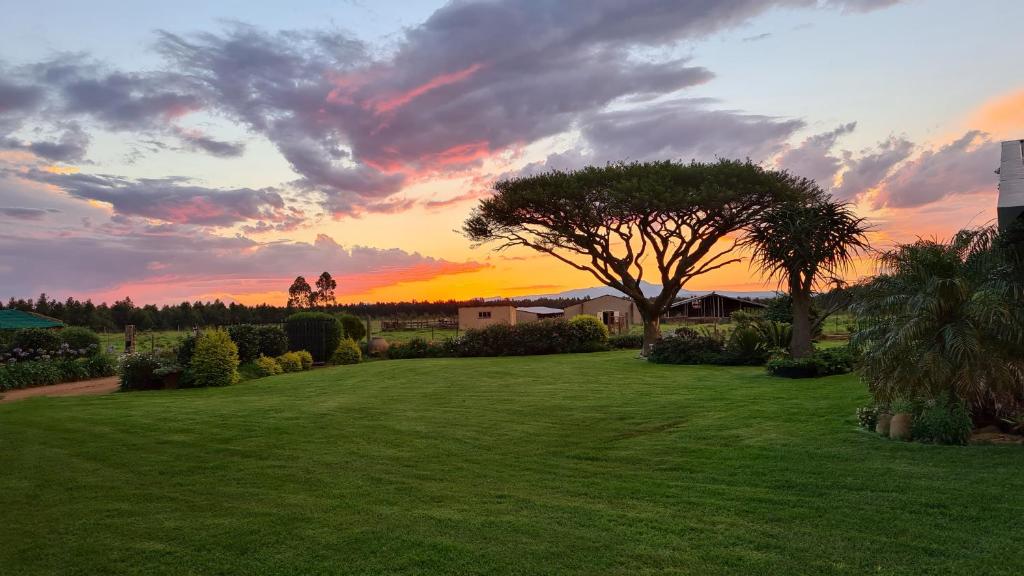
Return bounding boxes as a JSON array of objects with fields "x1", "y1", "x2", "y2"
[
  {"x1": 97, "y1": 330, "x2": 187, "y2": 355},
  {"x1": 2, "y1": 352, "x2": 1021, "y2": 575}
]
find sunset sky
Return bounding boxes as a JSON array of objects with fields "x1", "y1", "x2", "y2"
[{"x1": 1, "y1": 0, "x2": 1021, "y2": 305}]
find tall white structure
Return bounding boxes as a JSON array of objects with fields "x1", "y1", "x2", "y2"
[{"x1": 998, "y1": 139, "x2": 1024, "y2": 230}]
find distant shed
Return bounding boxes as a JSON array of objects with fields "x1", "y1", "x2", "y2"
[
  {"x1": 665, "y1": 292, "x2": 765, "y2": 320},
  {"x1": 515, "y1": 306, "x2": 564, "y2": 323},
  {"x1": 0, "y1": 310, "x2": 65, "y2": 330}
]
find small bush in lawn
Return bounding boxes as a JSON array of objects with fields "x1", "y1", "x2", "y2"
[
  {"x1": 285, "y1": 312, "x2": 342, "y2": 363},
  {"x1": 256, "y1": 325, "x2": 289, "y2": 357},
  {"x1": 337, "y1": 313, "x2": 367, "y2": 342},
  {"x1": 608, "y1": 333, "x2": 643, "y2": 349},
  {"x1": 59, "y1": 327, "x2": 101, "y2": 356},
  {"x1": 723, "y1": 325, "x2": 770, "y2": 365},
  {"x1": 856, "y1": 405, "x2": 881, "y2": 430},
  {"x1": 253, "y1": 355, "x2": 283, "y2": 377},
  {"x1": 119, "y1": 353, "x2": 164, "y2": 391},
  {"x1": 189, "y1": 330, "x2": 239, "y2": 387},
  {"x1": 12, "y1": 328, "x2": 62, "y2": 355},
  {"x1": 331, "y1": 339, "x2": 363, "y2": 364},
  {"x1": 295, "y1": 350, "x2": 314, "y2": 370},
  {"x1": 227, "y1": 324, "x2": 262, "y2": 363},
  {"x1": 913, "y1": 399, "x2": 973, "y2": 445},
  {"x1": 568, "y1": 315, "x2": 610, "y2": 352},
  {"x1": 276, "y1": 351, "x2": 303, "y2": 372}
]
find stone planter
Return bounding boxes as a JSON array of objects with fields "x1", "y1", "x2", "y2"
[
  {"x1": 368, "y1": 337, "x2": 390, "y2": 356},
  {"x1": 875, "y1": 413, "x2": 892, "y2": 436},
  {"x1": 890, "y1": 413, "x2": 912, "y2": 441}
]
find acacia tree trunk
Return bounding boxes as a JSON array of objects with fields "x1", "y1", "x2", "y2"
[
  {"x1": 641, "y1": 312, "x2": 661, "y2": 356},
  {"x1": 790, "y1": 289, "x2": 814, "y2": 359}
]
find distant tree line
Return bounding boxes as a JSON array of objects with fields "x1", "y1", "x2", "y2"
[{"x1": 1, "y1": 293, "x2": 594, "y2": 331}]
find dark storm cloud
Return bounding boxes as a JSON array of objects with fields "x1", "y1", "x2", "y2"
[
  {"x1": 22, "y1": 169, "x2": 295, "y2": 227},
  {"x1": 0, "y1": 207, "x2": 60, "y2": 220},
  {"x1": 0, "y1": 79, "x2": 44, "y2": 116}
]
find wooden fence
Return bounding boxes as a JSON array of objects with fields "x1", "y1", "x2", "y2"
[{"x1": 379, "y1": 318, "x2": 457, "y2": 332}]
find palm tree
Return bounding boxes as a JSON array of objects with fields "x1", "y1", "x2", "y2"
[
  {"x1": 745, "y1": 186, "x2": 870, "y2": 358},
  {"x1": 851, "y1": 227, "x2": 1024, "y2": 419}
]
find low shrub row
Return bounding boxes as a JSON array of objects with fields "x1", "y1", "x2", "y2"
[
  {"x1": 765, "y1": 347, "x2": 856, "y2": 378},
  {"x1": 242, "y1": 350, "x2": 315, "y2": 378},
  {"x1": 1, "y1": 327, "x2": 102, "y2": 363},
  {"x1": 0, "y1": 354, "x2": 116, "y2": 391},
  {"x1": 608, "y1": 333, "x2": 643, "y2": 349},
  {"x1": 648, "y1": 326, "x2": 769, "y2": 366},
  {"x1": 457, "y1": 316, "x2": 610, "y2": 357}
]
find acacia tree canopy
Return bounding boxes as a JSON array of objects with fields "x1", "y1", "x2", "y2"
[{"x1": 463, "y1": 159, "x2": 807, "y2": 352}]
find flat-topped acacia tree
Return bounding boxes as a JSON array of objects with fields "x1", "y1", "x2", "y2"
[{"x1": 463, "y1": 160, "x2": 806, "y2": 354}]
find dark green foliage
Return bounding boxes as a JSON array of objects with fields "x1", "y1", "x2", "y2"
[
  {"x1": 455, "y1": 318, "x2": 607, "y2": 357},
  {"x1": 118, "y1": 353, "x2": 165, "y2": 391},
  {"x1": 724, "y1": 325, "x2": 770, "y2": 364},
  {"x1": 852, "y1": 227, "x2": 1024, "y2": 421},
  {"x1": 856, "y1": 406, "x2": 881, "y2": 430},
  {"x1": 608, "y1": 334, "x2": 643, "y2": 349},
  {"x1": 11, "y1": 328, "x2": 62, "y2": 354},
  {"x1": 189, "y1": 331, "x2": 239, "y2": 387},
  {"x1": 0, "y1": 353, "x2": 117, "y2": 391},
  {"x1": 256, "y1": 325, "x2": 289, "y2": 357},
  {"x1": 648, "y1": 329, "x2": 728, "y2": 365},
  {"x1": 58, "y1": 327, "x2": 101, "y2": 355},
  {"x1": 285, "y1": 312, "x2": 342, "y2": 363},
  {"x1": 337, "y1": 314, "x2": 367, "y2": 342},
  {"x1": 176, "y1": 334, "x2": 197, "y2": 365},
  {"x1": 766, "y1": 347, "x2": 856, "y2": 379},
  {"x1": 84, "y1": 354, "x2": 116, "y2": 378},
  {"x1": 331, "y1": 339, "x2": 363, "y2": 364},
  {"x1": 913, "y1": 400, "x2": 973, "y2": 445},
  {"x1": 227, "y1": 324, "x2": 262, "y2": 363},
  {"x1": 385, "y1": 338, "x2": 446, "y2": 360}
]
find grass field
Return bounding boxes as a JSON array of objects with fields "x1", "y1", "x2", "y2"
[
  {"x1": 97, "y1": 330, "x2": 188, "y2": 354},
  {"x1": 2, "y1": 352, "x2": 1020, "y2": 575}
]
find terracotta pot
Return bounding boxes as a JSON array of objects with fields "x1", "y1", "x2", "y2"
[
  {"x1": 875, "y1": 413, "x2": 892, "y2": 436},
  {"x1": 890, "y1": 413, "x2": 912, "y2": 441},
  {"x1": 369, "y1": 336, "x2": 390, "y2": 355}
]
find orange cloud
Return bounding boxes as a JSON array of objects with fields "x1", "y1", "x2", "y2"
[
  {"x1": 369, "y1": 63, "x2": 484, "y2": 114},
  {"x1": 966, "y1": 88, "x2": 1024, "y2": 138}
]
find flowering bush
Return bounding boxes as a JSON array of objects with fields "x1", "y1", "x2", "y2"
[{"x1": 59, "y1": 327, "x2": 102, "y2": 356}]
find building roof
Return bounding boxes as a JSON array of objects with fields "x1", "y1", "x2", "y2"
[
  {"x1": 668, "y1": 292, "x2": 766, "y2": 309},
  {"x1": 515, "y1": 306, "x2": 564, "y2": 315},
  {"x1": 0, "y1": 309, "x2": 66, "y2": 330}
]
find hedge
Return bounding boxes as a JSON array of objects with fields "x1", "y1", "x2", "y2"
[{"x1": 285, "y1": 312, "x2": 342, "y2": 363}]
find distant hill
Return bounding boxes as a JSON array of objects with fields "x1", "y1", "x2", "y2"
[{"x1": 508, "y1": 281, "x2": 779, "y2": 302}]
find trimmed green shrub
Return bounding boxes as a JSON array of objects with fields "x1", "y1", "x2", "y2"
[
  {"x1": 256, "y1": 325, "x2": 289, "y2": 357},
  {"x1": 85, "y1": 354, "x2": 116, "y2": 378},
  {"x1": 12, "y1": 328, "x2": 62, "y2": 354},
  {"x1": 568, "y1": 315, "x2": 610, "y2": 352},
  {"x1": 337, "y1": 313, "x2": 367, "y2": 342},
  {"x1": 59, "y1": 327, "x2": 101, "y2": 355},
  {"x1": 285, "y1": 312, "x2": 342, "y2": 363},
  {"x1": 766, "y1": 347, "x2": 856, "y2": 378},
  {"x1": 276, "y1": 351, "x2": 303, "y2": 372},
  {"x1": 385, "y1": 338, "x2": 444, "y2": 360},
  {"x1": 295, "y1": 350, "x2": 314, "y2": 370},
  {"x1": 189, "y1": 330, "x2": 239, "y2": 387},
  {"x1": 331, "y1": 339, "x2": 363, "y2": 364},
  {"x1": 253, "y1": 355, "x2": 283, "y2": 377},
  {"x1": 913, "y1": 400, "x2": 973, "y2": 445},
  {"x1": 608, "y1": 333, "x2": 643, "y2": 349},
  {"x1": 455, "y1": 318, "x2": 607, "y2": 357},
  {"x1": 227, "y1": 324, "x2": 262, "y2": 363},
  {"x1": 119, "y1": 353, "x2": 164, "y2": 391}
]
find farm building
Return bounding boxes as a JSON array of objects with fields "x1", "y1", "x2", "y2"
[
  {"x1": 515, "y1": 306, "x2": 564, "y2": 323},
  {"x1": 458, "y1": 305, "x2": 518, "y2": 330},
  {"x1": 665, "y1": 292, "x2": 765, "y2": 320},
  {"x1": 562, "y1": 295, "x2": 640, "y2": 333},
  {"x1": 0, "y1": 309, "x2": 65, "y2": 330}
]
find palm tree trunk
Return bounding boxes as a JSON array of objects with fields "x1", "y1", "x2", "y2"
[{"x1": 790, "y1": 290, "x2": 814, "y2": 358}]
